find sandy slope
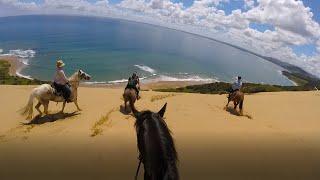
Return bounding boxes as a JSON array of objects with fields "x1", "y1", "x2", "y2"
[{"x1": 0, "y1": 85, "x2": 319, "y2": 180}]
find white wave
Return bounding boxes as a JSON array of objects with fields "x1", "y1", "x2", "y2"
[
  {"x1": 108, "y1": 76, "x2": 148, "y2": 84},
  {"x1": 16, "y1": 71, "x2": 33, "y2": 80},
  {"x1": 0, "y1": 49, "x2": 3, "y2": 54},
  {"x1": 145, "y1": 75, "x2": 218, "y2": 82},
  {"x1": 83, "y1": 81, "x2": 108, "y2": 85},
  {"x1": 108, "y1": 79, "x2": 128, "y2": 83},
  {"x1": 9, "y1": 49, "x2": 36, "y2": 58},
  {"x1": 21, "y1": 59, "x2": 30, "y2": 65},
  {"x1": 134, "y1": 64, "x2": 156, "y2": 74}
]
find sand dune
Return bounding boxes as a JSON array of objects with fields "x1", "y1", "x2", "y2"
[{"x1": 0, "y1": 85, "x2": 319, "y2": 180}]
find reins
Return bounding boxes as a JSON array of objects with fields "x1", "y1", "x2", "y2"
[{"x1": 134, "y1": 159, "x2": 142, "y2": 180}]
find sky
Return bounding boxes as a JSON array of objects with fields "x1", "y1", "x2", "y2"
[{"x1": 0, "y1": 0, "x2": 320, "y2": 77}]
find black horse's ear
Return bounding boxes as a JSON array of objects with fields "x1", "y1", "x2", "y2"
[{"x1": 158, "y1": 103, "x2": 167, "y2": 118}]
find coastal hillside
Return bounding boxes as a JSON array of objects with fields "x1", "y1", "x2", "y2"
[
  {"x1": 0, "y1": 85, "x2": 319, "y2": 180},
  {"x1": 0, "y1": 60, "x2": 46, "y2": 85}
]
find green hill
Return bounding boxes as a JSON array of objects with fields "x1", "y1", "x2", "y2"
[{"x1": 0, "y1": 60, "x2": 48, "y2": 85}]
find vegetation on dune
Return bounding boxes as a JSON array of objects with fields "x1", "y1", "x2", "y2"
[
  {"x1": 155, "y1": 82, "x2": 316, "y2": 94},
  {"x1": 0, "y1": 60, "x2": 48, "y2": 85},
  {"x1": 156, "y1": 71, "x2": 320, "y2": 94}
]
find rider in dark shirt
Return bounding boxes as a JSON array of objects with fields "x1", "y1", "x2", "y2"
[{"x1": 125, "y1": 73, "x2": 140, "y2": 99}]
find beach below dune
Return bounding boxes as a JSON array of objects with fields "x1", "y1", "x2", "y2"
[
  {"x1": 0, "y1": 55, "x2": 22, "y2": 76},
  {"x1": 0, "y1": 85, "x2": 319, "y2": 180}
]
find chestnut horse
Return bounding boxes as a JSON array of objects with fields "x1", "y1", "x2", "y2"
[{"x1": 226, "y1": 90, "x2": 244, "y2": 115}]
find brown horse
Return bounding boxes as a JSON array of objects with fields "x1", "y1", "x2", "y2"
[
  {"x1": 123, "y1": 88, "x2": 137, "y2": 113},
  {"x1": 226, "y1": 90, "x2": 244, "y2": 115}
]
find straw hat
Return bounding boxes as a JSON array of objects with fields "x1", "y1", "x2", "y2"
[{"x1": 56, "y1": 60, "x2": 65, "y2": 68}]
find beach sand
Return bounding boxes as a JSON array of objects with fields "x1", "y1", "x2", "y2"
[{"x1": 0, "y1": 85, "x2": 319, "y2": 180}]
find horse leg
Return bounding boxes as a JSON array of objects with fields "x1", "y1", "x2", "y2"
[
  {"x1": 60, "y1": 101, "x2": 66, "y2": 113},
  {"x1": 226, "y1": 99, "x2": 230, "y2": 108},
  {"x1": 234, "y1": 101, "x2": 238, "y2": 110},
  {"x1": 124, "y1": 100, "x2": 128, "y2": 111},
  {"x1": 43, "y1": 101, "x2": 49, "y2": 115},
  {"x1": 35, "y1": 101, "x2": 42, "y2": 116},
  {"x1": 74, "y1": 99, "x2": 82, "y2": 111},
  {"x1": 239, "y1": 99, "x2": 244, "y2": 115}
]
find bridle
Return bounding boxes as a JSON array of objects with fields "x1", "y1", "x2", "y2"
[{"x1": 134, "y1": 159, "x2": 142, "y2": 180}]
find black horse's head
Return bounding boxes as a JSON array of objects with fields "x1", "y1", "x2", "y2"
[
  {"x1": 133, "y1": 103, "x2": 167, "y2": 122},
  {"x1": 133, "y1": 103, "x2": 179, "y2": 180},
  {"x1": 78, "y1": 69, "x2": 91, "y2": 80}
]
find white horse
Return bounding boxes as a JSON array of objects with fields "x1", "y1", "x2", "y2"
[{"x1": 20, "y1": 70, "x2": 91, "y2": 120}]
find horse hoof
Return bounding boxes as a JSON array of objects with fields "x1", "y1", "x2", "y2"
[{"x1": 21, "y1": 120, "x2": 30, "y2": 124}]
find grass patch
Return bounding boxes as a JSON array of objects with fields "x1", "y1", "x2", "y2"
[
  {"x1": 91, "y1": 108, "x2": 116, "y2": 137},
  {"x1": 151, "y1": 93, "x2": 177, "y2": 102}
]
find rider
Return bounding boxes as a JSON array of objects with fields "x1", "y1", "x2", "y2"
[
  {"x1": 125, "y1": 72, "x2": 141, "y2": 100},
  {"x1": 228, "y1": 76, "x2": 242, "y2": 98},
  {"x1": 230, "y1": 76, "x2": 242, "y2": 94},
  {"x1": 53, "y1": 60, "x2": 71, "y2": 102}
]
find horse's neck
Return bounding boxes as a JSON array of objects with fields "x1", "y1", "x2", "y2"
[{"x1": 68, "y1": 73, "x2": 79, "y2": 90}]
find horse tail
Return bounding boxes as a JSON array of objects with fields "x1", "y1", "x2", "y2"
[{"x1": 20, "y1": 89, "x2": 36, "y2": 120}]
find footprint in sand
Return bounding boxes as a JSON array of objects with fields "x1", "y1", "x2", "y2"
[{"x1": 150, "y1": 93, "x2": 177, "y2": 102}]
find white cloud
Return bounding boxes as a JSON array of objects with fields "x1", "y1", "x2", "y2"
[
  {"x1": 0, "y1": 0, "x2": 38, "y2": 10},
  {"x1": 244, "y1": 0, "x2": 254, "y2": 9},
  {"x1": 0, "y1": 0, "x2": 320, "y2": 77},
  {"x1": 316, "y1": 40, "x2": 320, "y2": 53},
  {"x1": 245, "y1": 0, "x2": 320, "y2": 38}
]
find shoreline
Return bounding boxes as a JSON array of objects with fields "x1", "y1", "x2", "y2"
[
  {"x1": 0, "y1": 56, "x2": 212, "y2": 89},
  {"x1": 0, "y1": 55, "x2": 317, "y2": 90},
  {"x1": 81, "y1": 80, "x2": 209, "y2": 90},
  {"x1": 0, "y1": 55, "x2": 31, "y2": 79}
]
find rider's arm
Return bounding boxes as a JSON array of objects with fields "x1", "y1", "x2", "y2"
[{"x1": 137, "y1": 77, "x2": 140, "y2": 89}]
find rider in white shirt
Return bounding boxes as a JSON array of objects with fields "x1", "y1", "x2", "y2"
[
  {"x1": 231, "y1": 76, "x2": 242, "y2": 92},
  {"x1": 53, "y1": 60, "x2": 71, "y2": 102}
]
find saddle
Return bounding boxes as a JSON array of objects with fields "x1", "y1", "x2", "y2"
[
  {"x1": 228, "y1": 89, "x2": 239, "y2": 99},
  {"x1": 51, "y1": 83, "x2": 63, "y2": 97}
]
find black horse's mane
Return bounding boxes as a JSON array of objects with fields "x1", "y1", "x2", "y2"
[{"x1": 135, "y1": 110, "x2": 179, "y2": 179}]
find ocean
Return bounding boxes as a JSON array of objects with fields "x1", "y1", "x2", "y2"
[{"x1": 0, "y1": 15, "x2": 294, "y2": 85}]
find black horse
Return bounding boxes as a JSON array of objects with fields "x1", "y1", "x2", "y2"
[{"x1": 133, "y1": 103, "x2": 179, "y2": 180}]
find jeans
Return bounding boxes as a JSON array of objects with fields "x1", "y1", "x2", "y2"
[{"x1": 53, "y1": 82, "x2": 71, "y2": 101}]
